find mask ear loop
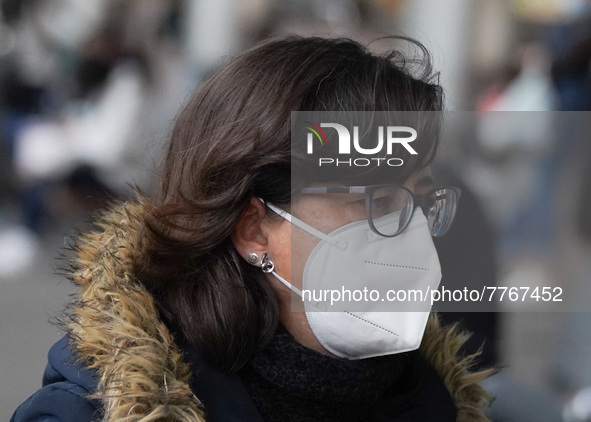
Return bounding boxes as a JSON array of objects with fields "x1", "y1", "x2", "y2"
[
  {"x1": 261, "y1": 253, "x2": 326, "y2": 312},
  {"x1": 260, "y1": 199, "x2": 346, "y2": 249},
  {"x1": 260, "y1": 252, "x2": 303, "y2": 297},
  {"x1": 256, "y1": 199, "x2": 343, "y2": 312}
]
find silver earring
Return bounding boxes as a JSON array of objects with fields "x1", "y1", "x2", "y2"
[
  {"x1": 247, "y1": 253, "x2": 259, "y2": 265},
  {"x1": 260, "y1": 252, "x2": 275, "y2": 273}
]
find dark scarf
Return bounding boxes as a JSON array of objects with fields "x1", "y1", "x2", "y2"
[{"x1": 237, "y1": 325, "x2": 428, "y2": 422}]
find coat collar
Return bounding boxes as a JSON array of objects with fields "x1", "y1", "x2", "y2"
[{"x1": 64, "y1": 193, "x2": 493, "y2": 421}]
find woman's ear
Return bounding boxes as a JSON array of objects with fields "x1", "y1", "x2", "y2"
[{"x1": 232, "y1": 198, "x2": 269, "y2": 264}]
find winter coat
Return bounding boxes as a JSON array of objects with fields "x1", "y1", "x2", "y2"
[{"x1": 11, "y1": 196, "x2": 494, "y2": 421}]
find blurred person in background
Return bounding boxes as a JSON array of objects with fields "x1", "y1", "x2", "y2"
[
  {"x1": 11, "y1": 35, "x2": 494, "y2": 421},
  {"x1": 549, "y1": 25, "x2": 591, "y2": 420},
  {"x1": 0, "y1": 0, "x2": 182, "y2": 277}
]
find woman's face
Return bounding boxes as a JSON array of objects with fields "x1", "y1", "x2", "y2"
[
  {"x1": 234, "y1": 167, "x2": 435, "y2": 355},
  {"x1": 262, "y1": 167, "x2": 435, "y2": 298}
]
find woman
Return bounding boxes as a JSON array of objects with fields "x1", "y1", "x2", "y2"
[{"x1": 12, "y1": 35, "x2": 493, "y2": 421}]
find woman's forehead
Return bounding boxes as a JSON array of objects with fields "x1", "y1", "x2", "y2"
[
  {"x1": 404, "y1": 168, "x2": 435, "y2": 190},
  {"x1": 304, "y1": 167, "x2": 434, "y2": 189}
]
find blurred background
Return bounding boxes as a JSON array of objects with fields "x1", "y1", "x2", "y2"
[{"x1": 1, "y1": 0, "x2": 591, "y2": 420}]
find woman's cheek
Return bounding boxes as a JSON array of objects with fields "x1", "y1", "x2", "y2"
[{"x1": 268, "y1": 220, "x2": 319, "y2": 291}]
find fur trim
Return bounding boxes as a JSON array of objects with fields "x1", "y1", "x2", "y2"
[
  {"x1": 65, "y1": 193, "x2": 205, "y2": 421},
  {"x1": 63, "y1": 195, "x2": 493, "y2": 421},
  {"x1": 420, "y1": 315, "x2": 495, "y2": 421}
]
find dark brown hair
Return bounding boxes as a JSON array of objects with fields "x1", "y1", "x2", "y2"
[{"x1": 135, "y1": 35, "x2": 443, "y2": 371}]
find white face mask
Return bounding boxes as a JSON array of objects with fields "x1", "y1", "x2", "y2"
[{"x1": 263, "y1": 201, "x2": 442, "y2": 360}]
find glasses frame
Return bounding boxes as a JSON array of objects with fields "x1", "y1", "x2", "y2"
[{"x1": 299, "y1": 185, "x2": 462, "y2": 238}]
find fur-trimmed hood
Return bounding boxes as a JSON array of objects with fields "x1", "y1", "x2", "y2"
[{"x1": 64, "y1": 194, "x2": 494, "y2": 421}]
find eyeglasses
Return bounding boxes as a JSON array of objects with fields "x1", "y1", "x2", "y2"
[{"x1": 300, "y1": 185, "x2": 461, "y2": 238}]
